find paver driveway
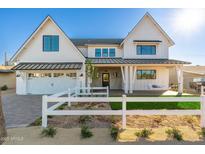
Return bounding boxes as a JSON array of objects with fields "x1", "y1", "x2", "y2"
[{"x1": 2, "y1": 89, "x2": 42, "y2": 128}]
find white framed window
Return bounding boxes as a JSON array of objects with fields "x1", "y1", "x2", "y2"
[
  {"x1": 53, "y1": 73, "x2": 64, "y2": 77},
  {"x1": 136, "y1": 70, "x2": 156, "y2": 79},
  {"x1": 41, "y1": 73, "x2": 52, "y2": 77},
  {"x1": 94, "y1": 47, "x2": 116, "y2": 58},
  {"x1": 66, "y1": 73, "x2": 77, "y2": 78},
  {"x1": 136, "y1": 45, "x2": 156, "y2": 55},
  {"x1": 28, "y1": 73, "x2": 41, "y2": 78}
]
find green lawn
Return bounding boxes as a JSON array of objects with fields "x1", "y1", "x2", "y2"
[{"x1": 110, "y1": 102, "x2": 200, "y2": 110}]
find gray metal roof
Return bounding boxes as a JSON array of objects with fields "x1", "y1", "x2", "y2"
[
  {"x1": 86, "y1": 58, "x2": 191, "y2": 65},
  {"x1": 12, "y1": 62, "x2": 83, "y2": 70},
  {"x1": 133, "y1": 40, "x2": 162, "y2": 43},
  {"x1": 0, "y1": 70, "x2": 14, "y2": 73},
  {"x1": 71, "y1": 39, "x2": 124, "y2": 46}
]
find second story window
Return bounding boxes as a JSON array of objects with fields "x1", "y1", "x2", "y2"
[
  {"x1": 95, "y1": 48, "x2": 101, "y2": 57},
  {"x1": 43, "y1": 35, "x2": 59, "y2": 52},
  {"x1": 109, "y1": 48, "x2": 116, "y2": 57},
  {"x1": 102, "y1": 48, "x2": 108, "y2": 57},
  {"x1": 137, "y1": 45, "x2": 156, "y2": 55},
  {"x1": 95, "y1": 48, "x2": 116, "y2": 58}
]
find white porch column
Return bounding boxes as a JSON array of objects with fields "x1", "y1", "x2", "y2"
[
  {"x1": 81, "y1": 63, "x2": 86, "y2": 88},
  {"x1": 133, "y1": 66, "x2": 137, "y2": 91},
  {"x1": 129, "y1": 66, "x2": 133, "y2": 93},
  {"x1": 176, "y1": 66, "x2": 183, "y2": 94},
  {"x1": 124, "y1": 66, "x2": 129, "y2": 94}
]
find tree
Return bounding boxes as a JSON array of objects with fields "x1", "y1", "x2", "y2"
[
  {"x1": 85, "y1": 60, "x2": 98, "y2": 87},
  {"x1": 0, "y1": 90, "x2": 7, "y2": 144}
]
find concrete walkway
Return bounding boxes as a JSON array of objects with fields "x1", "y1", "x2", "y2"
[{"x1": 2, "y1": 89, "x2": 42, "y2": 128}]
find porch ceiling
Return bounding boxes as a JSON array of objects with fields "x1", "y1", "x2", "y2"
[{"x1": 86, "y1": 58, "x2": 191, "y2": 65}]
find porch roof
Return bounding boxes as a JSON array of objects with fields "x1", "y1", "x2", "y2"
[
  {"x1": 86, "y1": 58, "x2": 191, "y2": 65},
  {"x1": 12, "y1": 62, "x2": 83, "y2": 70}
]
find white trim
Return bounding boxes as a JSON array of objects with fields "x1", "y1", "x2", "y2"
[
  {"x1": 120, "y1": 66, "x2": 125, "y2": 83},
  {"x1": 129, "y1": 66, "x2": 133, "y2": 93},
  {"x1": 94, "y1": 47, "x2": 117, "y2": 58},
  {"x1": 42, "y1": 92, "x2": 204, "y2": 128},
  {"x1": 124, "y1": 66, "x2": 129, "y2": 93},
  {"x1": 133, "y1": 66, "x2": 137, "y2": 83}
]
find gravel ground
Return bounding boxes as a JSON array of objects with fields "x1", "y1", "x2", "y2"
[{"x1": 3, "y1": 126, "x2": 205, "y2": 145}]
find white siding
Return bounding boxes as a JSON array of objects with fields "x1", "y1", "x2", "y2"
[
  {"x1": 14, "y1": 19, "x2": 85, "y2": 63},
  {"x1": 123, "y1": 16, "x2": 170, "y2": 59},
  {"x1": 134, "y1": 67, "x2": 169, "y2": 90}
]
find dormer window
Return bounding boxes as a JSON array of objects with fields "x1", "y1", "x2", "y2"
[
  {"x1": 43, "y1": 35, "x2": 59, "y2": 52},
  {"x1": 136, "y1": 45, "x2": 156, "y2": 55}
]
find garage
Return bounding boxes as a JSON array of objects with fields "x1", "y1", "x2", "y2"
[
  {"x1": 27, "y1": 72, "x2": 80, "y2": 94},
  {"x1": 12, "y1": 62, "x2": 84, "y2": 95}
]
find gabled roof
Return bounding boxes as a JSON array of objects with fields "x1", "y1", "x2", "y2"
[
  {"x1": 120, "y1": 12, "x2": 175, "y2": 47},
  {"x1": 10, "y1": 15, "x2": 85, "y2": 62},
  {"x1": 71, "y1": 38, "x2": 123, "y2": 46}
]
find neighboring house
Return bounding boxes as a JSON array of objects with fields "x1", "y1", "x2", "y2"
[
  {"x1": 0, "y1": 66, "x2": 16, "y2": 89},
  {"x1": 10, "y1": 13, "x2": 190, "y2": 95},
  {"x1": 170, "y1": 66, "x2": 205, "y2": 93}
]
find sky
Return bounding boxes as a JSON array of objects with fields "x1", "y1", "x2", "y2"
[{"x1": 0, "y1": 8, "x2": 205, "y2": 65}]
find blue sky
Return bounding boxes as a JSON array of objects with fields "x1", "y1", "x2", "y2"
[{"x1": 0, "y1": 8, "x2": 205, "y2": 65}]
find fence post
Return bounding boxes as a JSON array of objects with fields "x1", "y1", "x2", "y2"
[
  {"x1": 201, "y1": 94, "x2": 205, "y2": 127},
  {"x1": 201, "y1": 85, "x2": 204, "y2": 96},
  {"x1": 42, "y1": 95, "x2": 48, "y2": 128},
  {"x1": 68, "y1": 88, "x2": 71, "y2": 107},
  {"x1": 107, "y1": 86, "x2": 109, "y2": 98},
  {"x1": 122, "y1": 94, "x2": 127, "y2": 129}
]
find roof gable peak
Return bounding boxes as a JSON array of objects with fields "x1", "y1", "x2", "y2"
[
  {"x1": 10, "y1": 15, "x2": 85, "y2": 62},
  {"x1": 120, "y1": 12, "x2": 175, "y2": 46}
]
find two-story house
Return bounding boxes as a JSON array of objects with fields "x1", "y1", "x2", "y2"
[{"x1": 11, "y1": 13, "x2": 190, "y2": 95}]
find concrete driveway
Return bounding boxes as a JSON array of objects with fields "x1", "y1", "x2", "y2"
[{"x1": 1, "y1": 89, "x2": 42, "y2": 128}]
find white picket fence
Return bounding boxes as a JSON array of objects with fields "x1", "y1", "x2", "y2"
[{"x1": 42, "y1": 87, "x2": 205, "y2": 129}]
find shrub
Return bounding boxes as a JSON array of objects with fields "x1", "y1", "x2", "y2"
[
  {"x1": 41, "y1": 126, "x2": 57, "y2": 138},
  {"x1": 1, "y1": 85, "x2": 8, "y2": 91},
  {"x1": 30, "y1": 116, "x2": 53, "y2": 126},
  {"x1": 48, "y1": 115, "x2": 53, "y2": 119},
  {"x1": 110, "y1": 125, "x2": 119, "y2": 140},
  {"x1": 198, "y1": 128, "x2": 205, "y2": 138},
  {"x1": 166, "y1": 128, "x2": 183, "y2": 141},
  {"x1": 30, "y1": 117, "x2": 42, "y2": 126},
  {"x1": 81, "y1": 125, "x2": 93, "y2": 138},
  {"x1": 79, "y1": 115, "x2": 92, "y2": 124},
  {"x1": 135, "y1": 128, "x2": 153, "y2": 138}
]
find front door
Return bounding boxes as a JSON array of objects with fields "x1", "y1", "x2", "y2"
[{"x1": 102, "y1": 73, "x2": 110, "y2": 87}]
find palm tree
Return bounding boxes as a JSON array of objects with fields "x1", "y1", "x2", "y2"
[{"x1": 0, "y1": 90, "x2": 7, "y2": 144}]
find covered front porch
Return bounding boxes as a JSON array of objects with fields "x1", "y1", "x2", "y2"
[
  {"x1": 87, "y1": 58, "x2": 187, "y2": 94},
  {"x1": 109, "y1": 89, "x2": 194, "y2": 97}
]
